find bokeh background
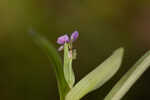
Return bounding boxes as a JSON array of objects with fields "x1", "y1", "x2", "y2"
[{"x1": 0, "y1": 0, "x2": 150, "y2": 100}]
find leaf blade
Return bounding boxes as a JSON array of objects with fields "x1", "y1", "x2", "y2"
[
  {"x1": 32, "y1": 34, "x2": 70, "y2": 100},
  {"x1": 64, "y1": 43, "x2": 75, "y2": 88},
  {"x1": 104, "y1": 50, "x2": 150, "y2": 100},
  {"x1": 65, "y1": 48, "x2": 124, "y2": 100}
]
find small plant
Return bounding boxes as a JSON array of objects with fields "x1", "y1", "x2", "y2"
[{"x1": 31, "y1": 30, "x2": 150, "y2": 100}]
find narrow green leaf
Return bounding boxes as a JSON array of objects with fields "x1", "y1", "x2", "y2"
[
  {"x1": 104, "y1": 51, "x2": 150, "y2": 100},
  {"x1": 64, "y1": 43, "x2": 75, "y2": 88},
  {"x1": 31, "y1": 34, "x2": 70, "y2": 100},
  {"x1": 65, "y1": 48, "x2": 124, "y2": 100}
]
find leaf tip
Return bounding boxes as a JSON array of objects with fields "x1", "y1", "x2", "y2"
[{"x1": 113, "y1": 47, "x2": 124, "y2": 58}]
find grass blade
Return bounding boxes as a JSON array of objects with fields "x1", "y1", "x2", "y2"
[
  {"x1": 64, "y1": 43, "x2": 75, "y2": 88},
  {"x1": 104, "y1": 51, "x2": 150, "y2": 100},
  {"x1": 65, "y1": 48, "x2": 124, "y2": 100},
  {"x1": 31, "y1": 33, "x2": 70, "y2": 100}
]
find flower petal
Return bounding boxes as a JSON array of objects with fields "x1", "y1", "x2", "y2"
[
  {"x1": 57, "y1": 34, "x2": 70, "y2": 44},
  {"x1": 71, "y1": 30, "x2": 79, "y2": 42},
  {"x1": 58, "y1": 45, "x2": 64, "y2": 51}
]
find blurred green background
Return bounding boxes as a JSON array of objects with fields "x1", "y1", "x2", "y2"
[{"x1": 0, "y1": 0, "x2": 150, "y2": 100}]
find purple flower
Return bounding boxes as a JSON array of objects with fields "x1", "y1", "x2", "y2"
[
  {"x1": 71, "y1": 30, "x2": 79, "y2": 42},
  {"x1": 57, "y1": 30, "x2": 79, "y2": 51},
  {"x1": 57, "y1": 34, "x2": 69, "y2": 45}
]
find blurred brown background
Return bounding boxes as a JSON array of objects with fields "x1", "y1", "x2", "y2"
[{"x1": 0, "y1": 0, "x2": 150, "y2": 100}]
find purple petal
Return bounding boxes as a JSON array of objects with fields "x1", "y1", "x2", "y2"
[
  {"x1": 57, "y1": 34, "x2": 70, "y2": 44},
  {"x1": 71, "y1": 30, "x2": 79, "y2": 42}
]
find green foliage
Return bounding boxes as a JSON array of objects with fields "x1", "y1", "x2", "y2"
[
  {"x1": 32, "y1": 33, "x2": 150, "y2": 100},
  {"x1": 104, "y1": 50, "x2": 150, "y2": 100},
  {"x1": 63, "y1": 43, "x2": 75, "y2": 88},
  {"x1": 65, "y1": 48, "x2": 124, "y2": 100},
  {"x1": 32, "y1": 34, "x2": 70, "y2": 100}
]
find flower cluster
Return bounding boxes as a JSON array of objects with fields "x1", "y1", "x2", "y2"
[{"x1": 57, "y1": 30, "x2": 79, "y2": 51}]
